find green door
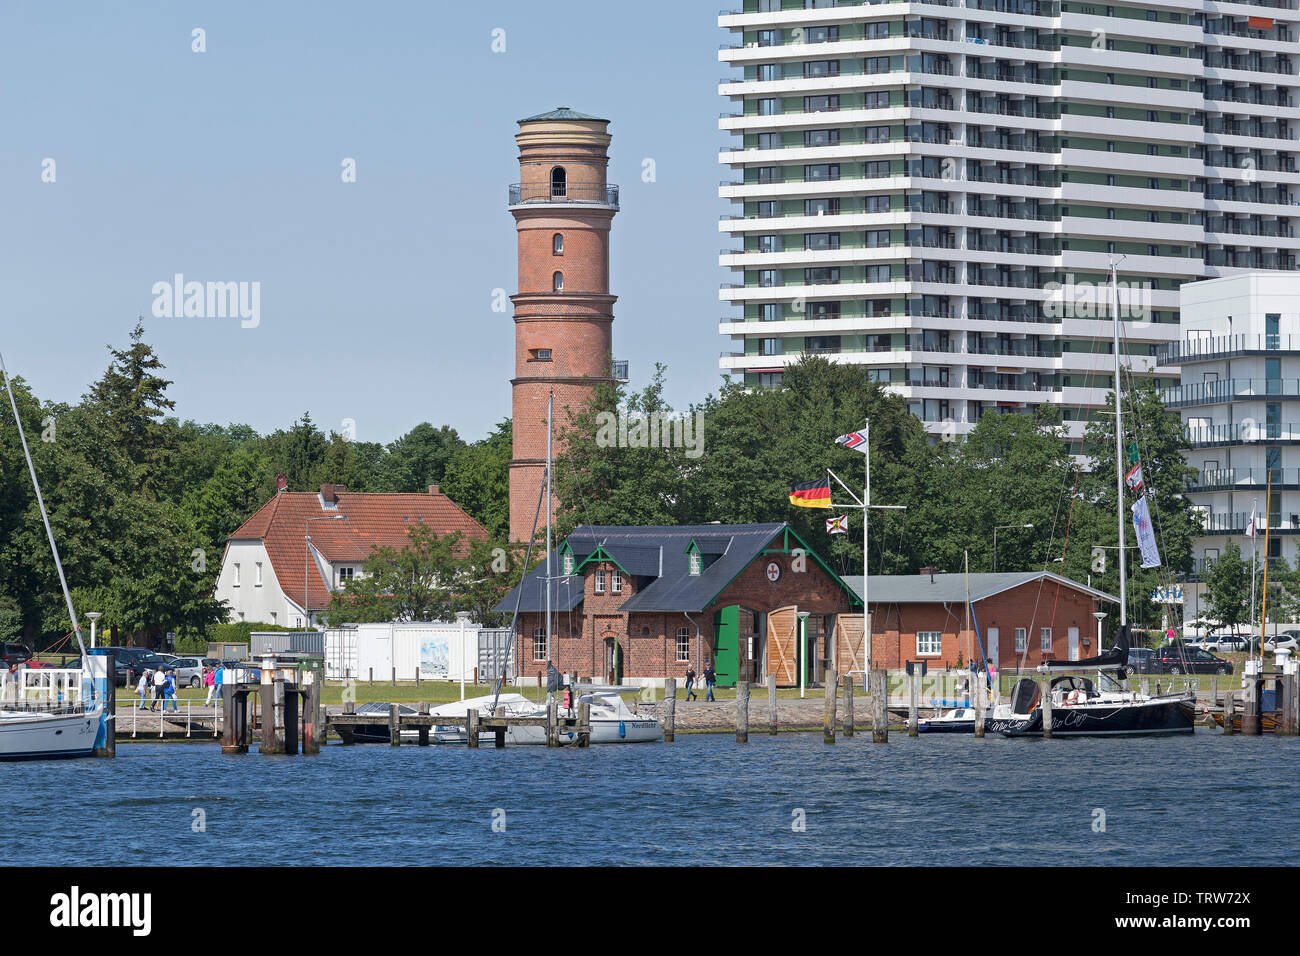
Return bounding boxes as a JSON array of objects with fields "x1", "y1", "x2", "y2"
[{"x1": 713, "y1": 605, "x2": 739, "y2": 688}]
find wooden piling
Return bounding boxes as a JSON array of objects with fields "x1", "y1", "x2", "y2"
[
  {"x1": 546, "y1": 698, "x2": 559, "y2": 747},
  {"x1": 1041, "y1": 678, "x2": 1053, "y2": 739},
  {"x1": 301, "y1": 681, "x2": 319, "y2": 754},
  {"x1": 494, "y1": 704, "x2": 506, "y2": 748},
  {"x1": 736, "y1": 680, "x2": 749, "y2": 743},
  {"x1": 767, "y1": 674, "x2": 778, "y2": 735},
  {"x1": 283, "y1": 683, "x2": 299, "y2": 755},
  {"x1": 467, "y1": 708, "x2": 480, "y2": 748},
  {"x1": 1222, "y1": 691, "x2": 1236, "y2": 735},
  {"x1": 1211, "y1": 673, "x2": 1219, "y2": 703},
  {"x1": 417, "y1": 702, "x2": 430, "y2": 746},
  {"x1": 220, "y1": 684, "x2": 242, "y2": 754},
  {"x1": 824, "y1": 669, "x2": 837, "y2": 744},
  {"x1": 907, "y1": 669, "x2": 919, "y2": 737},
  {"x1": 663, "y1": 678, "x2": 676, "y2": 743},
  {"x1": 870, "y1": 669, "x2": 888, "y2": 743},
  {"x1": 974, "y1": 675, "x2": 986, "y2": 738},
  {"x1": 843, "y1": 673, "x2": 854, "y2": 737},
  {"x1": 577, "y1": 701, "x2": 591, "y2": 747},
  {"x1": 388, "y1": 702, "x2": 401, "y2": 746},
  {"x1": 1242, "y1": 678, "x2": 1262, "y2": 736}
]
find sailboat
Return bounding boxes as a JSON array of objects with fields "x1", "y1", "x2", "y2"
[
  {"x1": 985, "y1": 263, "x2": 1196, "y2": 738},
  {"x1": 0, "y1": 353, "x2": 105, "y2": 760}
]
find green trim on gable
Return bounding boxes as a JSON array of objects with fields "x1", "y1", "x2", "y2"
[{"x1": 573, "y1": 543, "x2": 630, "y2": 577}]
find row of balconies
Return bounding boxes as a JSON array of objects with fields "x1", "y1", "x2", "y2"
[
  {"x1": 1187, "y1": 423, "x2": 1300, "y2": 446},
  {"x1": 1189, "y1": 468, "x2": 1300, "y2": 492}
]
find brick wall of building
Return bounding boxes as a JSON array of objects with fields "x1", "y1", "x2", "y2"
[
  {"x1": 513, "y1": 549, "x2": 859, "y2": 682},
  {"x1": 869, "y1": 579, "x2": 1103, "y2": 672}
]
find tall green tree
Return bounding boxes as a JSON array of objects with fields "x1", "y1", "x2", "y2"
[
  {"x1": 441, "y1": 420, "x2": 512, "y2": 538},
  {"x1": 1204, "y1": 542, "x2": 1251, "y2": 631},
  {"x1": 324, "y1": 525, "x2": 464, "y2": 624}
]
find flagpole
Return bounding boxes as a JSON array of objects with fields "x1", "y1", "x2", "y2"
[{"x1": 863, "y1": 418, "x2": 870, "y2": 675}]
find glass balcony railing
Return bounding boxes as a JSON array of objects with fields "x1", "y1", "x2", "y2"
[
  {"x1": 1156, "y1": 334, "x2": 1300, "y2": 364},
  {"x1": 1189, "y1": 468, "x2": 1300, "y2": 492},
  {"x1": 508, "y1": 183, "x2": 619, "y2": 208},
  {"x1": 1163, "y1": 378, "x2": 1300, "y2": 406}
]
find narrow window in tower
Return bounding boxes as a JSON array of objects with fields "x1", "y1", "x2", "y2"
[
  {"x1": 553, "y1": 271, "x2": 564, "y2": 293},
  {"x1": 553, "y1": 233, "x2": 564, "y2": 256},
  {"x1": 529, "y1": 348, "x2": 553, "y2": 363},
  {"x1": 550, "y1": 166, "x2": 567, "y2": 198}
]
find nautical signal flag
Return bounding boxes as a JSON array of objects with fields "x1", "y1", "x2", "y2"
[
  {"x1": 789, "y1": 478, "x2": 832, "y2": 509},
  {"x1": 826, "y1": 514, "x2": 849, "y2": 535},
  {"x1": 1127, "y1": 441, "x2": 1140, "y2": 465},
  {"x1": 835, "y1": 430, "x2": 868, "y2": 453},
  {"x1": 1125, "y1": 463, "x2": 1144, "y2": 492},
  {"x1": 1246, "y1": 514, "x2": 1258, "y2": 538}
]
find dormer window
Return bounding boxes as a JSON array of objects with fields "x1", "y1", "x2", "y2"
[
  {"x1": 563, "y1": 552, "x2": 574, "y2": 575},
  {"x1": 687, "y1": 541, "x2": 703, "y2": 576},
  {"x1": 689, "y1": 552, "x2": 701, "y2": 575}
]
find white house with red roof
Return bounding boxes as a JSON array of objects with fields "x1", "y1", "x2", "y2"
[{"x1": 214, "y1": 484, "x2": 488, "y2": 628}]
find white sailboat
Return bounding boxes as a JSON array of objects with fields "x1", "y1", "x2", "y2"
[{"x1": 0, "y1": 353, "x2": 105, "y2": 760}]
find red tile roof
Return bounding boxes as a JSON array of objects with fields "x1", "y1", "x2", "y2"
[{"x1": 227, "y1": 488, "x2": 488, "y2": 613}]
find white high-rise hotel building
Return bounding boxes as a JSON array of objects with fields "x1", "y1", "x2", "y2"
[{"x1": 718, "y1": 0, "x2": 1299, "y2": 444}]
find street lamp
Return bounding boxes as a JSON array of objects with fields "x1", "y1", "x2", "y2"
[
  {"x1": 1093, "y1": 611, "x2": 1107, "y2": 650},
  {"x1": 85, "y1": 611, "x2": 101, "y2": 649},
  {"x1": 993, "y1": 523, "x2": 1034, "y2": 573},
  {"x1": 306, "y1": 515, "x2": 348, "y2": 629}
]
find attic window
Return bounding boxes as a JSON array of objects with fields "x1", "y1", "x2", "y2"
[
  {"x1": 563, "y1": 552, "x2": 575, "y2": 575},
  {"x1": 689, "y1": 552, "x2": 702, "y2": 576}
]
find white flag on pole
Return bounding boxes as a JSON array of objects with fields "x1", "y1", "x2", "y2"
[{"x1": 1131, "y1": 495, "x2": 1162, "y2": 569}]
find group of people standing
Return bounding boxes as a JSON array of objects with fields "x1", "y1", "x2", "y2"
[{"x1": 134, "y1": 662, "x2": 226, "y2": 710}]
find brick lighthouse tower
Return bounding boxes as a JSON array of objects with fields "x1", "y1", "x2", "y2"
[{"x1": 507, "y1": 107, "x2": 619, "y2": 542}]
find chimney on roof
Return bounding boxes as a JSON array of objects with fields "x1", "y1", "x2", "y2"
[
  {"x1": 428, "y1": 485, "x2": 441, "y2": 495},
  {"x1": 320, "y1": 484, "x2": 346, "y2": 504},
  {"x1": 920, "y1": 566, "x2": 938, "y2": 582}
]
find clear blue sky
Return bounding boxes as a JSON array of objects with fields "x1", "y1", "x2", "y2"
[{"x1": 0, "y1": 0, "x2": 727, "y2": 444}]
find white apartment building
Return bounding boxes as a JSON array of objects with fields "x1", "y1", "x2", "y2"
[
  {"x1": 718, "y1": 0, "x2": 1300, "y2": 444},
  {"x1": 1158, "y1": 272, "x2": 1300, "y2": 623}
]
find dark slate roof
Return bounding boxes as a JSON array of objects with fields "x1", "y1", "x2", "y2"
[
  {"x1": 518, "y1": 106, "x2": 608, "y2": 123},
  {"x1": 494, "y1": 523, "x2": 856, "y2": 616},
  {"x1": 842, "y1": 572, "x2": 1118, "y2": 605}
]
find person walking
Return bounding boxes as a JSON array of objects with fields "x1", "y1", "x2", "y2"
[
  {"x1": 202, "y1": 665, "x2": 216, "y2": 705},
  {"x1": 212, "y1": 662, "x2": 224, "y2": 707},
  {"x1": 684, "y1": 665, "x2": 697, "y2": 701},
  {"x1": 152, "y1": 665, "x2": 166, "y2": 711},
  {"x1": 137, "y1": 668, "x2": 151, "y2": 708},
  {"x1": 163, "y1": 669, "x2": 178, "y2": 713},
  {"x1": 703, "y1": 660, "x2": 717, "y2": 702}
]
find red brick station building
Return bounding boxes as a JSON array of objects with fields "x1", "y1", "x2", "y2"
[{"x1": 494, "y1": 523, "x2": 1117, "y2": 687}]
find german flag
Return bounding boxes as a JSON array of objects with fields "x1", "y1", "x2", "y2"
[{"x1": 789, "y1": 478, "x2": 832, "y2": 509}]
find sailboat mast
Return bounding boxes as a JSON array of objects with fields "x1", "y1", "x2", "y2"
[
  {"x1": 0, "y1": 353, "x2": 89, "y2": 661},
  {"x1": 1111, "y1": 261, "x2": 1128, "y2": 627},
  {"x1": 545, "y1": 390, "x2": 553, "y2": 665},
  {"x1": 863, "y1": 418, "x2": 870, "y2": 619}
]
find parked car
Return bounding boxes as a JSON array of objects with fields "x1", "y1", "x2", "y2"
[
  {"x1": 70, "y1": 654, "x2": 131, "y2": 686},
  {"x1": 1126, "y1": 647, "x2": 1157, "y2": 673},
  {"x1": 1153, "y1": 643, "x2": 1233, "y2": 675},
  {"x1": 166, "y1": 656, "x2": 206, "y2": 688},
  {"x1": 2, "y1": 642, "x2": 33, "y2": 666},
  {"x1": 1264, "y1": 632, "x2": 1299, "y2": 653}
]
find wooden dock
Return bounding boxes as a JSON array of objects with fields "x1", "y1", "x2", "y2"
[{"x1": 326, "y1": 701, "x2": 592, "y2": 748}]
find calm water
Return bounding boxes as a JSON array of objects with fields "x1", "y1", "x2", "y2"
[{"x1": 4, "y1": 731, "x2": 1296, "y2": 866}]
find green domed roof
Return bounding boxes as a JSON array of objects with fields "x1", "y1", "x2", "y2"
[{"x1": 518, "y1": 106, "x2": 609, "y2": 123}]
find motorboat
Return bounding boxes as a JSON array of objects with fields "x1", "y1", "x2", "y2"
[
  {"x1": 917, "y1": 707, "x2": 981, "y2": 734},
  {"x1": 505, "y1": 690, "x2": 663, "y2": 745},
  {"x1": 348, "y1": 694, "x2": 536, "y2": 743}
]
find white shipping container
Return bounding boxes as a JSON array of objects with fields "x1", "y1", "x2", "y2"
[{"x1": 352, "y1": 622, "x2": 479, "y2": 683}]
